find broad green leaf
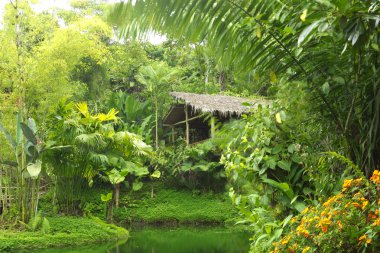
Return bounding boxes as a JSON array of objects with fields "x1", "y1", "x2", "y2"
[
  {"x1": 0, "y1": 122, "x2": 17, "y2": 150},
  {"x1": 298, "y1": 21, "x2": 320, "y2": 46},
  {"x1": 262, "y1": 178, "x2": 294, "y2": 199},
  {"x1": 322, "y1": 82, "x2": 330, "y2": 94},
  {"x1": 254, "y1": 234, "x2": 269, "y2": 245},
  {"x1": 293, "y1": 201, "x2": 307, "y2": 213},
  {"x1": 132, "y1": 181, "x2": 143, "y2": 191},
  {"x1": 287, "y1": 144, "x2": 295, "y2": 153},
  {"x1": 108, "y1": 170, "x2": 125, "y2": 185},
  {"x1": 282, "y1": 214, "x2": 293, "y2": 228},
  {"x1": 27, "y1": 160, "x2": 42, "y2": 179},
  {"x1": 150, "y1": 170, "x2": 161, "y2": 179},
  {"x1": 21, "y1": 122, "x2": 37, "y2": 145},
  {"x1": 333, "y1": 76, "x2": 345, "y2": 84},
  {"x1": 101, "y1": 192, "x2": 113, "y2": 202},
  {"x1": 266, "y1": 158, "x2": 277, "y2": 169},
  {"x1": 272, "y1": 145, "x2": 283, "y2": 154},
  {"x1": 28, "y1": 118, "x2": 37, "y2": 133},
  {"x1": 278, "y1": 160, "x2": 291, "y2": 171},
  {"x1": 291, "y1": 154, "x2": 302, "y2": 163}
]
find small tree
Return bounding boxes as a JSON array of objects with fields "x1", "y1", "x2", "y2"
[{"x1": 136, "y1": 61, "x2": 179, "y2": 149}]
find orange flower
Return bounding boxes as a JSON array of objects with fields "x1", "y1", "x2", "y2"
[
  {"x1": 323, "y1": 194, "x2": 343, "y2": 207},
  {"x1": 370, "y1": 170, "x2": 380, "y2": 184},
  {"x1": 319, "y1": 218, "x2": 331, "y2": 233},
  {"x1": 301, "y1": 207, "x2": 309, "y2": 214},
  {"x1": 342, "y1": 179, "x2": 353, "y2": 191},
  {"x1": 296, "y1": 224, "x2": 310, "y2": 238},
  {"x1": 372, "y1": 218, "x2": 380, "y2": 227},
  {"x1": 290, "y1": 217, "x2": 298, "y2": 224},
  {"x1": 358, "y1": 234, "x2": 372, "y2": 245},
  {"x1": 337, "y1": 220, "x2": 343, "y2": 230},
  {"x1": 361, "y1": 199, "x2": 369, "y2": 210},
  {"x1": 343, "y1": 178, "x2": 364, "y2": 191},
  {"x1": 367, "y1": 212, "x2": 378, "y2": 221},
  {"x1": 280, "y1": 235, "x2": 291, "y2": 245}
]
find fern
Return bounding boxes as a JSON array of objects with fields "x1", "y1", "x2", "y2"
[
  {"x1": 41, "y1": 218, "x2": 51, "y2": 234},
  {"x1": 28, "y1": 212, "x2": 42, "y2": 231}
]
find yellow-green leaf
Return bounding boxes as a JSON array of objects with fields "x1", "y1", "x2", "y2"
[
  {"x1": 256, "y1": 26, "x2": 262, "y2": 38},
  {"x1": 275, "y1": 113, "x2": 282, "y2": 124},
  {"x1": 300, "y1": 9, "x2": 308, "y2": 22},
  {"x1": 150, "y1": 170, "x2": 161, "y2": 179},
  {"x1": 270, "y1": 71, "x2": 277, "y2": 83},
  {"x1": 27, "y1": 160, "x2": 42, "y2": 179}
]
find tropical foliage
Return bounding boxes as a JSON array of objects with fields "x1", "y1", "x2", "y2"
[
  {"x1": 0, "y1": 0, "x2": 379, "y2": 252},
  {"x1": 110, "y1": 0, "x2": 380, "y2": 176},
  {"x1": 44, "y1": 101, "x2": 151, "y2": 215}
]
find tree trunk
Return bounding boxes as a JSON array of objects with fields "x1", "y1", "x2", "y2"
[
  {"x1": 151, "y1": 185, "x2": 154, "y2": 199},
  {"x1": 218, "y1": 71, "x2": 226, "y2": 91},
  {"x1": 114, "y1": 183, "x2": 120, "y2": 208}
]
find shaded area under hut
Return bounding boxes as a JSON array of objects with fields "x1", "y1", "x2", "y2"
[{"x1": 163, "y1": 92, "x2": 271, "y2": 145}]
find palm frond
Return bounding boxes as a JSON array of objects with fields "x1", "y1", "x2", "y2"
[
  {"x1": 76, "y1": 102, "x2": 90, "y2": 118},
  {"x1": 94, "y1": 108, "x2": 119, "y2": 122},
  {"x1": 75, "y1": 132, "x2": 107, "y2": 148}
]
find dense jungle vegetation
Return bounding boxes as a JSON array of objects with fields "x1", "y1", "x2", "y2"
[{"x1": 0, "y1": 0, "x2": 379, "y2": 252}]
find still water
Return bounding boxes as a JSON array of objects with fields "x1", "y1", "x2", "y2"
[{"x1": 32, "y1": 227, "x2": 250, "y2": 253}]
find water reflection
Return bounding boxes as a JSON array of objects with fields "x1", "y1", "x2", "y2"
[{"x1": 31, "y1": 227, "x2": 250, "y2": 253}]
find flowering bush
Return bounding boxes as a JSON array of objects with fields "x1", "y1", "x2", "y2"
[{"x1": 271, "y1": 170, "x2": 380, "y2": 252}]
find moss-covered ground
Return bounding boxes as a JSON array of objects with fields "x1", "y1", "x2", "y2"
[
  {"x1": 0, "y1": 216, "x2": 129, "y2": 252},
  {"x1": 113, "y1": 183, "x2": 238, "y2": 225}
]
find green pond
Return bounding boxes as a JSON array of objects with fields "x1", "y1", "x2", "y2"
[{"x1": 30, "y1": 227, "x2": 250, "y2": 253}]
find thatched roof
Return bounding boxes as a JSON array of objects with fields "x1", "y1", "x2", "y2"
[{"x1": 170, "y1": 92, "x2": 271, "y2": 116}]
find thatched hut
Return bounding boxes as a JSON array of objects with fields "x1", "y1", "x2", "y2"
[{"x1": 163, "y1": 92, "x2": 271, "y2": 145}]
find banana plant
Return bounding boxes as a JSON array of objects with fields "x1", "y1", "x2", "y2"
[
  {"x1": 0, "y1": 112, "x2": 70, "y2": 222},
  {"x1": 1, "y1": 115, "x2": 71, "y2": 179},
  {"x1": 0, "y1": 114, "x2": 43, "y2": 179}
]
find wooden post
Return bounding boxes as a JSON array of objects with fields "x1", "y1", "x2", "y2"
[
  {"x1": 185, "y1": 105, "x2": 189, "y2": 146},
  {"x1": 210, "y1": 115, "x2": 215, "y2": 138}
]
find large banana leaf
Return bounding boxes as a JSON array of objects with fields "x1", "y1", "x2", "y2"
[{"x1": 0, "y1": 121, "x2": 16, "y2": 150}]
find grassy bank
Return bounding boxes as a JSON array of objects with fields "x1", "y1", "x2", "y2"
[
  {"x1": 0, "y1": 217, "x2": 129, "y2": 252},
  {"x1": 113, "y1": 185, "x2": 237, "y2": 225}
]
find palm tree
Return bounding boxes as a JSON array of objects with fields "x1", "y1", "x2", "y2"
[{"x1": 136, "y1": 61, "x2": 179, "y2": 149}]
